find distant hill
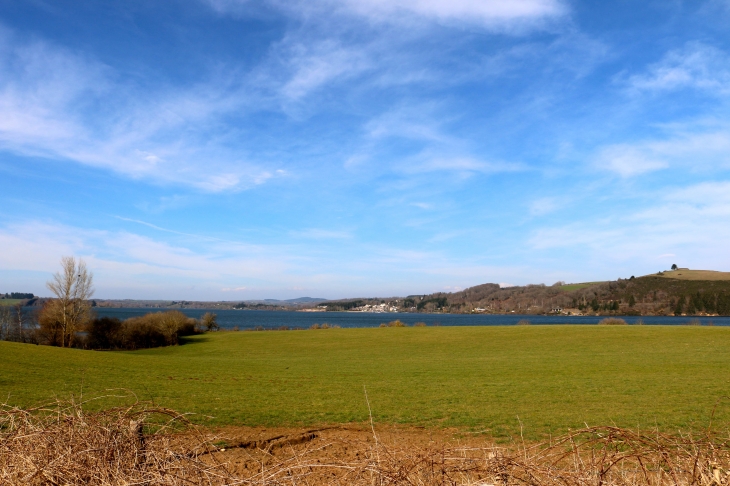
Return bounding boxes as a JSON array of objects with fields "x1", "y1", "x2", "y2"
[
  {"x1": 92, "y1": 297, "x2": 328, "y2": 310},
  {"x1": 317, "y1": 269, "x2": 730, "y2": 316},
  {"x1": 657, "y1": 269, "x2": 730, "y2": 281},
  {"x1": 263, "y1": 297, "x2": 327, "y2": 304}
]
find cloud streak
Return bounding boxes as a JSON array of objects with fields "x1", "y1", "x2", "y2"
[
  {"x1": 0, "y1": 26, "x2": 280, "y2": 192},
  {"x1": 626, "y1": 42, "x2": 730, "y2": 95},
  {"x1": 206, "y1": 0, "x2": 568, "y2": 30}
]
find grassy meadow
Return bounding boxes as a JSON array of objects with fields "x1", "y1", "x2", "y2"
[
  {"x1": 558, "y1": 281, "x2": 608, "y2": 291},
  {"x1": 0, "y1": 299, "x2": 23, "y2": 307},
  {"x1": 658, "y1": 269, "x2": 730, "y2": 281},
  {"x1": 2, "y1": 325, "x2": 730, "y2": 439}
]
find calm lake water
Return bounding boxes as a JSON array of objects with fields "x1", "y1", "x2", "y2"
[{"x1": 90, "y1": 308, "x2": 730, "y2": 329}]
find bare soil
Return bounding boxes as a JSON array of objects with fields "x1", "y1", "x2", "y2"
[{"x1": 202, "y1": 423, "x2": 498, "y2": 483}]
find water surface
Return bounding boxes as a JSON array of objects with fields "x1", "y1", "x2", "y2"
[{"x1": 90, "y1": 308, "x2": 730, "y2": 329}]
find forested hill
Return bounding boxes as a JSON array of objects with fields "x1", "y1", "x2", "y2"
[{"x1": 319, "y1": 270, "x2": 730, "y2": 316}]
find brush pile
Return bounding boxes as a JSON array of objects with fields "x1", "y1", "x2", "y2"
[
  {"x1": 226, "y1": 425, "x2": 730, "y2": 486},
  {"x1": 0, "y1": 399, "x2": 231, "y2": 485},
  {"x1": 2, "y1": 400, "x2": 730, "y2": 485}
]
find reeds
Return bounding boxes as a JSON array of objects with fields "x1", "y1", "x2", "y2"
[{"x1": 3, "y1": 398, "x2": 730, "y2": 485}]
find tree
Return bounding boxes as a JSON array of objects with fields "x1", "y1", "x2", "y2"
[
  {"x1": 201, "y1": 312, "x2": 219, "y2": 331},
  {"x1": 0, "y1": 305, "x2": 10, "y2": 341},
  {"x1": 12, "y1": 302, "x2": 27, "y2": 343},
  {"x1": 674, "y1": 296, "x2": 685, "y2": 316},
  {"x1": 671, "y1": 264, "x2": 678, "y2": 270},
  {"x1": 628, "y1": 295, "x2": 636, "y2": 307},
  {"x1": 44, "y1": 256, "x2": 94, "y2": 347}
]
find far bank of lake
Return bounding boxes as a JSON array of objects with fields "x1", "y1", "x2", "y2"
[{"x1": 91, "y1": 308, "x2": 730, "y2": 329}]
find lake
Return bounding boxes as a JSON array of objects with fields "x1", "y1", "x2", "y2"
[{"x1": 90, "y1": 308, "x2": 730, "y2": 329}]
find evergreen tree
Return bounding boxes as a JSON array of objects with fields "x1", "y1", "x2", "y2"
[
  {"x1": 704, "y1": 292, "x2": 716, "y2": 314},
  {"x1": 628, "y1": 295, "x2": 636, "y2": 307},
  {"x1": 674, "y1": 296, "x2": 685, "y2": 316},
  {"x1": 717, "y1": 292, "x2": 730, "y2": 315}
]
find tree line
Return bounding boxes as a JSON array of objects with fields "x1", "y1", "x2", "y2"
[
  {"x1": 1, "y1": 292, "x2": 35, "y2": 299},
  {"x1": 0, "y1": 257, "x2": 219, "y2": 350}
]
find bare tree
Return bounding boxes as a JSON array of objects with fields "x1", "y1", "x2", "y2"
[
  {"x1": 13, "y1": 303, "x2": 27, "y2": 343},
  {"x1": 45, "y1": 256, "x2": 94, "y2": 347},
  {"x1": 0, "y1": 305, "x2": 10, "y2": 341}
]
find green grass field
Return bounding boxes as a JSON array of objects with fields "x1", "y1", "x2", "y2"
[
  {"x1": 559, "y1": 281, "x2": 608, "y2": 291},
  {"x1": 2, "y1": 326, "x2": 730, "y2": 439},
  {"x1": 0, "y1": 299, "x2": 22, "y2": 306}
]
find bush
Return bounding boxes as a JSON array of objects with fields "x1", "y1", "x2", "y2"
[
  {"x1": 86, "y1": 317, "x2": 123, "y2": 350},
  {"x1": 598, "y1": 317, "x2": 628, "y2": 325},
  {"x1": 414, "y1": 322, "x2": 427, "y2": 327},
  {"x1": 516, "y1": 319, "x2": 531, "y2": 326},
  {"x1": 200, "y1": 312, "x2": 219, "y2": 331},
  {"x1": 86, "y1": 311, "x2": 200, "y2": 350},
  {"x1": 387, "y1": 320, "x2": 407, "y2": 327}
]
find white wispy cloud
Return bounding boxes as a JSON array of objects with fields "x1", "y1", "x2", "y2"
[
  {"x1": 528, "y1": 180, "x2": 730, "y2": 271},
  {"x1": 278, "y1": 40, "x2": 373, "y2": 101},
  {"x1": 205, "y1": 0, "x2": 568, "y2": 30},
  {"x1": 290, "y1": 228, "x2": 353, "y2": 239},
  {"x1": 626, "y1": 42, "x2": 730, "y2": 94},
  {"x1": 529, "y1": 197, "x2": 563, "y2": 216},
  {"x1": 0, "y1": 219, "x2": 540, "y2": 298},
  {"x1": 410, "y1": 156, "x2": 525, "y2": 175},
  {"x1": 595, "y1": 145, "x2": 668, "y2": 177},
  {"x1": 0, "y1": 27, "x2": 279, "y2": 192},
  {"x1": 595, "y1": 125, "x2": 730, "y2": 177}
]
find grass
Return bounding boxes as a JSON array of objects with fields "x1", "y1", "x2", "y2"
[
  {"x1": 2, "y1": 326, "x2": 730, "y2": 439},
  {"x1": 559, "y1": 281, "x2": 607, "y2": 291},
  {"x1": 657, "y1": 269, "x2": 730, "y2": 281},
  {"x1": 0, "y1": 299, "x2": 22, "y2": 306}
]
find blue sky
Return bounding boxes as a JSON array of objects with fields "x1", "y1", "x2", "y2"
[{"x1": 1, "y1": 0, "x2": 730, "y2": 300}]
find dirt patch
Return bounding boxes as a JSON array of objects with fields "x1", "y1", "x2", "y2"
[{"x1": 203, "y1": 423, "x2": 494, "y2": 479}]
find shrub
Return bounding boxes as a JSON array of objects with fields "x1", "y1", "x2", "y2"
[
  {"x1": 200, "y1": 312, "x2": 219, "y2": 331},
  {"x1": 687, "y1": 318, "x2": 702, "y2": 326},
  {"x1": 516, "y1": 319, "x2": 531, "y2": 326},
  {"x1": 414, "y1": 322, "x2": 427, "y2": 327},
  {"x1": 86, "y1": 317, "x2": 123, "y2": 350},
  {"x1": 598, "y1": 317, "x2": 628, "y2": 325},
  {"x1": 379, "y1": 323, "x2": 387, "y2": 327},
  {"x1": 86, "y1": 311, "x2": 199, "y2": 350},
  {"x1": 310, "y1": 323, "x2": 321, "y2": 330},
  {"x1": 387, "y1": 320, "x2": 407, "y2": 327}
]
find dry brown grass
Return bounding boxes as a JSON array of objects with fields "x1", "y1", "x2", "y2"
[
  {"x1": 215, "y1": 425, "x2": 730, "y2": 486},
  {"x1": 3, "y1": 398, "x2": 730, "y2": 485},
  {"x1": 658, "y1": 270, "x2": 730, "y2": 281},
  {"x1": 0, "y1": 396, "x2": 232, "y2": 485}
]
